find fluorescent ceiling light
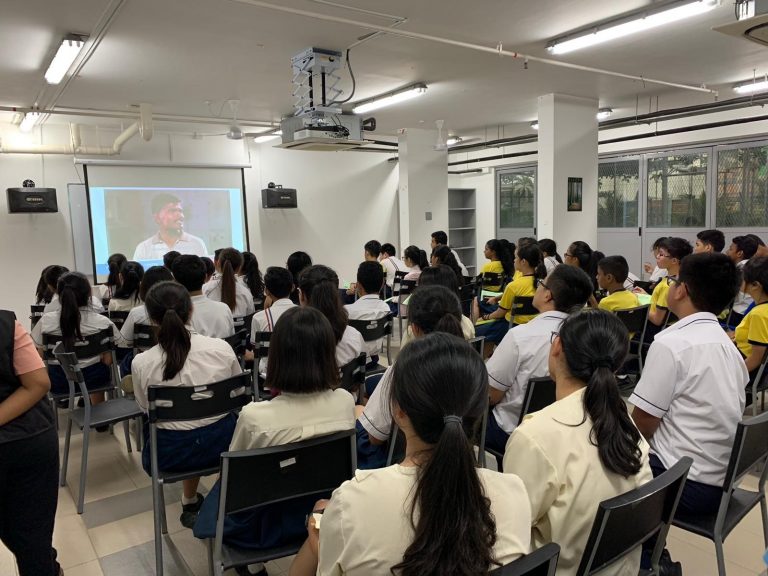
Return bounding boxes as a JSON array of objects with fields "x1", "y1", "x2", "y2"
[
  {"x1": 19, "y1": 112, "x2": 41, "y2": 133},
  {"x1": 548, "y1": 0, "x2": 717, "y2": 55},
  {"x1": 45, "y1": 35, "x2": 87, "y2": 84},
  {"x1": 597, "y1": 107, "x2": 614, "y2": 119},
  {"x1": 352, "y1": 83, "x2": 427, "y2": 114},
  {"x1": 530, "y1": 121, "x2": 539, "y2": 130},
  {"x1": 733, "y1": 78, "x2": 768, "y2": 94},
  {"x1": 253, "y1": 129, "x2": 282, "y2": 143},
  {"x1": 447, "y1": 136, "x2": 462, "y2": 146}
]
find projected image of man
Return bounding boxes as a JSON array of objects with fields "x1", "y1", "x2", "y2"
[{"x1": 133, "y1": 193, "x2": 208, "y2": 260}]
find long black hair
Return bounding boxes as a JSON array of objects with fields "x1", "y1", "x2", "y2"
[
  {"x1": 144, "y1": 281, "x2": 192, "y2": 381},
  {"x1": 539, "y1": 239, "x2": 563, "y2": 264},
  {"x1": 408, "y1": 285, "x2": 464, "y2": 338},
  {"x1": 558, "y1": 309, "x2": 642, "y2": 477},
  {"x1": 113, "y1": 261, "x2": 144, "y2": 301},
  {"x1": 568, "y1": 241, "x2": 604, "y2": 290},
  {"x1": 390, "y1": 333, "x2": 497, "y2": 576},
  {"x1": 139, "y1": 266, "x2": 175, "y2": 301},
  {"x1": 106, "y1": 253, "x2": 127, "y2": 291},
  {"x1": 486, "y1": 239, "x2": 515, "y2": 277},
  {"x1": 57, "y1": 272, "x2": 92, "y2": 351},
  {"x1": 404, "y1": 245, "x2": 429, "y2": 270},
  {"x1": 431, "y1": 245, "x2": 463, "y2": 286},
  {"x1": 217, "y1": 248, "x2": 243, "y2": 312},
  {"x1": 418, "y1": 264, "x2": 460, "y2": 297},
  {"x1": 241, "y1": 251, "x2": 265, "y2": 301},
  {"x1": 286, "y1": 251, "x2": 312, "y2": 280},
  {"x1": 36, "y1": 265, "x2": 66, "y2": 304},
  {"x1": 298, "y1": 265, "x2": 347, "y2": 343}
]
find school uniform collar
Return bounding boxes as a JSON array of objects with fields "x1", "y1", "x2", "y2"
[
  {"x1": 530, "y1": 310, "x2": 569, "y2": 323},
  {"x1": 549, "y1": 387, "x2": 588, "y2": 427},
  {"x1": 661, "y1": 311, "x2": 719, "y2": 334},
  {"x1": 358, "y1": 294, "x2": 382, "y2": 301}
]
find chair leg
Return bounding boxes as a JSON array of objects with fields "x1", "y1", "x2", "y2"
[
  {"x1": 760, "y1": 495, "x2": 768, "y2": 548},
  {"x1": 77, "y1": 428, "x2": 90, "y2": 514},
  {"x1": 207, "y1": 539, "x2": 215, "y2": 576},
  {"x1": 159, "y1": 483, "x2": 168, "y2": 534},
  {"x1": 122, "y1": 419, "x2": 132, "y2": 453},
  {"x1": 714, "y1": 537, "x2": 727, "y2": 576},
  {"x1": 60, "y1": 416, "x2": 73, "y2": 487},
  {"x1": 152, "y1": 477, "x2": 165, "y2": 576}
]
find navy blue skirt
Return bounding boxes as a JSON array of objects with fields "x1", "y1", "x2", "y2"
[{"x1": 49, "y1": 363, "x2": 111, "y2": 396}]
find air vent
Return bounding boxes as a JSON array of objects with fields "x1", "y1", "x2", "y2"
[{"x1": 713, "y1": 13, "x2": 768, "y2": 47}]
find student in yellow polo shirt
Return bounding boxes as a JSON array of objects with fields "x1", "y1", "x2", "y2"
[
  {"x1": 648, "y1": 237, "x2": 693, "y2": 328},
  {"x1": 597, "y1": 255, "x2": 640, "y2": 312},
  {"x1": 733, "y1": 256, "x2": 768, "y2": 379}
]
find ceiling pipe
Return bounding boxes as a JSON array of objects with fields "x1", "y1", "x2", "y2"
[
  {"x1": 0, "y1": 121, "x2": 145, "y2": 155},
  {"x1": 228, "y1": 0, "x2": 718, "y2": 96}
]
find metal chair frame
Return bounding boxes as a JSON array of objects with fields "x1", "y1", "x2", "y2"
[
  {"x1": 348, "y1": 317, "x2": 393, "y2": 365},
  {"x1": 490, "y1": 543, "x2": 560, "y2": 576}
]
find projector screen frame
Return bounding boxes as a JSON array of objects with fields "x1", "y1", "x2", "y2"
[{"x1": 82, "y1": 163, "x2": 250, "y2": 285}]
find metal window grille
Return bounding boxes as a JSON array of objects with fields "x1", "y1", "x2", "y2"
[
  {"x1": 716, "y1": 146, "x2": 768, "y2": 228},
  {"x1": 646, "y1": 153, "x2": 708, "y2": 228},
  {"x1": 598, "y1": 160, "x2": 640, "y2": 228},
  {"x1": 498, "y1": 170, "x2": 536, "y2": 229}
]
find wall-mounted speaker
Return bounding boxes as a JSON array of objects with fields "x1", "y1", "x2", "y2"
[{"x1": 6, "y1": 188, "x2": 59, "y2": 213}]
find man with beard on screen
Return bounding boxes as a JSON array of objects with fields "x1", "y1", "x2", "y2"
[{"x1": 133, "y1": 193, "x2": 209, "y2": 260}]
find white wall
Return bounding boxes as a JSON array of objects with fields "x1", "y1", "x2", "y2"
[{"x1": 0, "y1": 123, "x2": 398, "y2": 322}]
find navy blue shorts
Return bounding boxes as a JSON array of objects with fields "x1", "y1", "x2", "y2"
[
  {"x1": 141, "y1": 412, "x2": 237, "y2": 475},
  {"x1": 355, "y1": 420, "x2": 388, "y2": 470},
  {"x1": 475, "y1": 319, "x2": 510, "y2": 344},
  {"x1": 49, "y1": 363, "x2": 111, "y2": 396}
]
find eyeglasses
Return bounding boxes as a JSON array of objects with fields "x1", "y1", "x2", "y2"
[
  {"x1": 667, "y1": 275, "x2": 679, "y2": 286},
  {"x1": 550, "y1": 331, "x2": 559, "y2": 343},
  {"x1": 536, "y1": 278, "x2": 549, "y2": 290}
]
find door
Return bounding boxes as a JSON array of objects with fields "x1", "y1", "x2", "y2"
[{"x1": 496, "y1": 166, "x2": 537, "y2": 243}]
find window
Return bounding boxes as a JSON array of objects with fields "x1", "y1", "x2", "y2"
[
  {"x1": 646, "y1": 153, "x2": 707, "y2": 227},
  {"x1": 598, "y1": 159, "x2": 639, "y2": 228},
  {"x1": 716, "y1": 145, "x2": 768, "y2": 227},
  {"x1": 498, "y1": 169, "x2": 535, "y2": 229}
]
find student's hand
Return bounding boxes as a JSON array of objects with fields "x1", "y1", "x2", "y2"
[
  {"x1": 643, "y1": 262, "x2": 653, "y2": 274},
  {"x1": 726, "y1": 330, "x2": 736, "y2": 341},
  {"x1": 307, "y1": 499, "x2": 330, "y2": 555},
  {"x1": 486, "y1": 296, "x2": 499, "y2": 305},
  {"x1": 346, "y1": 282, "x2": 357, "y2": 296},
  {"x1": 632, "y1": 287, "x2": 648, "y2": 295},
  {"x1": 243, "y1": 350, "x2": 254, "y2": 362}
]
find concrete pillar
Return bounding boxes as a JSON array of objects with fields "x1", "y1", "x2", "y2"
[
  {"x1": 397, "y1": 128, "x2": 448, "y2": 250},
  {"x1": 537, "y1": 94, "x2": 598, "y2": 249}
]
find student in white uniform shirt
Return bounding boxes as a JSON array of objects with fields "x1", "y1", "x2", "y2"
[
  {"x1": 630, "y1": 253, "x2": 746, "y2": 574},
  {"x1": 379, "y1": 243, "x2": 408, "y2": 289},
  {"x1": 193, "y1": 306, "x2": 355, "y2": 572},
  {"x1": 41, "y1": 264, "x2": 104, "y2": 313},
  {"x1": 357, "y1": 286, "x2": 465, "y2": 469},
  {"x1": 344, "y1": 261, "x2": 391, "y2": 367},
  {"x1": 298, "y1": 265, "x2": 364, "y2": 369},
  {"x1": 290, "y1": 332, "x2": 532, "y2": 576},
  {"x1": 202, "y1": 247, "x2": 255, "y2": 318},
  {"x1": 538, "y1": 238, "x2": 562, "y2": 276},
  {"x1": 248, "y1": 267, "x2": 296, "y2": 374},
  {"x1": 107, "y1": 261, "x2": 144, "y2": 312},
  {"x1": 118, "y1": 266, "x2": 174, "y2": 350},
  {"x1": 132, "y1": 281, "x2": 241, "y2": 529},
  {"x1": 485, "y1": 265, "x2": 593, "y2": 453},
  {"x1": 32, "y1": 272, "x2": 122, "y2": 406},
  {"x1": 505, "y1": 310, "x2": 652, "y2": 576},
  {"x1": 92, "y1": 253, "x2": 127, "y2": 303},
  {"x1": 172, "y1": 255, "x2": 234, "y2": 338},
  {"x1": 431, "y1": 230, "x2": 469, "y2": 277}
]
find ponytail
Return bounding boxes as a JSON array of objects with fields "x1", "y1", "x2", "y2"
[
  {"x1": 408, "y1": 285, "x2": 464, "y2": 339},
  {"x1": 113, "y1": 261, "x2": 145, "y2": 302},
  {"x1": 106, "y1": 253, "x2": 127, "y2": 289},
  {"x1": 241, "y1": 251, "x2": 265, "y2": 300},
  {"x1": 217, "y1": 248, "x2": 243, "y2": 312},
  {"x1": 559, "y1": 309, "x2": 642, "y2": 477},
  {"x1": 36, "y1": 265, "x2": 56, "y2": 304},
  {"x1": 57, "y1": 272, "x2": 91, "y2": 351},
  {"x1": 144, "y1": 281, "x2": 193, "y2": 381},
  {"x1": 390, "y1": 333, "x2": 497, "y2": 576},
  {"x1": 298, "y1": 265, "x2": 347, "y2": 343},
  {"x1": 588, "y1": 251, "x2": 606, "y2": 291},
  {"x1": 404, "y1": 245, "x2": 429, "y2": 271}
]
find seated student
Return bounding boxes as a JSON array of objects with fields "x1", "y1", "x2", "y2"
[
  {"x1": 31, "y1": 272, "x2": 121, "y2": 405},
  {"x1": 629, "y1": 253, "x2": 746, "y2": 573},
  {"x1": 43, "y1": 266, "x2": 104, "y2": 313},
  {"x1": 132, "y1": 281, "x2": 241, "y2": 529},
  {"x1": 299, "y1": 265, "x2": 364, "y2": 369},
  {"x1": 647, "y1": 237, "x2": 693, "y2": 329},
  {"x1": 194, "y1": 306, "x2": 355, "y2": 571},
  {"x1": 357, "y1": 285, "x2": 465, "y2": 469},
  {"x1": 162, "y1": 250, "x2": 181, "y2": 271},
  {"x1": 563, "y1": 240, "x2": 604, "y2": 304},
  {"x1": 34, "y1": 265, "x2": 58, "y2": 305},
  {"x1": 430, "y1": 244, "x2": 465, "y2": 288},
  {"x1": 240, "y1": 251, "x2": 265, "y2": 309},
  {"x1": 202, "y1": 247, "x2": 255, "y2": 318},
  {"x1": 172, "y1": 255, "x2": 234, "y2": 338},
  {"x1": 201, "y1": 256, "x2": 215, "y2": 284},
  {"x1": 249, "y1": 267, "x2": 296, "y2": 374},
  {"x1": 480, "y1": 239, "x2": 515, "y2": 291},
  {"x1": 733, "y1": 256, "x2": 768, "y2": 384},
  {"x1": 399, "y1": 265, "x2": 476, "y2": 348},
  {"x1": 505, "y1": 309, "x2": 652, "y2": 576},
  {"x1": 694, "y1": 229, "x2": 725, "y2": 254},
  {"x1": 642, "y1": 237, "x2": 670, "y2": 285},
  {"x1": 485, "y1": 265, "x2": 592, "y2": 453},
  {"x1": 728, "y1": 235, "x2": 760, "y2": 315},
  {"x1": 539, "y1": 238, "x2": 562, "y2": 275},
  {"x1": 379, "y1": 243, "x2": 408, "y2": 290},
  {"x1": 290, "y1": 332, "x2": 532, "y2": 576},
  {"x1": 402, "y1": 245, "x2": 428, "y2": 282},
  {"x1": 287, "y1": 251, "x2": 312, "y2": 305},
  {"x1": 108, "y1": 261, "x2": 144, "y2": 312},
  {"x1": 476, "y1": 242, "x2": 542, "y2": 347},
  {"x1": 431, "y1": 230, "x2": 469, "y2": 277},
  {"x1": 93, "y1": 253, "x2": 127, "y2": 302},
  {"x1": 344, "y1": 261, "x2": 391, "y2": 367},
  {"x1": 596, "y1": 255, "x2": 639, "y2": 312}
]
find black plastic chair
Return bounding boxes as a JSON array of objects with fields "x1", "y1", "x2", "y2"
[
  {"x1": 107, "y1": 310, "x2": 130, "y2": 330},
  {"x1": 348, "y1": 317, "x2": 392, "y2": 365},
  {"x1": 223, "y1": 328, "x2": 249, "y2": 369},
  {"x1": 232, "y1": 313, "x2": 254, "y2": 337},
  {"x1": 615, "y1": 304, "x2": 650, "y2": 374},
  {"x1": 673, "y1": 412, "x2": 768, "y2": 576},
  {"x1": 208, "y1": 430, "x2": 357, "y2": 576},
  {"x1": 252, "y1": 331, "x2": 272, "y2": 400},
  {"x1": 477, "y1": 271, "x2": 505, "y2": 301},
  {"x1": 662, "y1": 309, "x2": 678, "y2": 329},
  {"x1": 632, "y1": 279, "x2": 653, "y2": 293},
  {"x1": 147, "y1": 371, "x2": 254, "y2": 576},
  {"x1": 53, "y1": 338, "x2": 143, "y2": 514},
  {"x1": 458, "y1": 282, "x2": 477, "y2": 318},
  {"x1": 748, "y1": 348, "x2": 768, "y2": 416},
  {"x1": 490, "y1": 543, "x2": 560, "y2": 576},
  {"x1": 393, "y1": 278, "x2": 417, "y2": 338},
  {"x1": 30, "y1": 304, "x2": 45, "y2": 330},
  {"x1": 133, "y1": 322, "x2": 157, "y2": 355},
  {"x1": 468, "y1": 335, "x2": 485, "y2": 356},
  {"x1": 517, "y1": 377, "x2": 556, "y2": 426},
  {"x1": 339, "y1": 352, "x2": 366, "y2": 402},
  {"x1": 576, "y1": 457, "x2": 692, "y2": 576},
  {"x1": 509, "y1": 296, "x2": 538, "y2": 327}
]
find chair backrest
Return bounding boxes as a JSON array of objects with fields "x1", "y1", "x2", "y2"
[
  {"x1": 576, "y1": 457, "x2": 692, "y2": 576},
  {"x1": 348, "y1": 317, "x2": 392, "y2": 343},
  {"x1": 223, "y1": 328, "x2": 248, "y2": 358},
  {"x1": 722, "y1": 411, "x2": 768, "y2": 493},
  {"x1": 632, "y1": 279, "x2": 653, "y2": 293},
  {"x1": 30, "y1": 304, "x2": 46, "y2": 329},
  {"x1": 510, "y1": 296, "x2": 537, "y2": 326},
  {"x1": 133, "y1": 322, "x2": 157, "y2": 352},
  {"x1": 517, "y1": 377, "x2": 556, "y2": 426},
  {"x1": 108, "y1": 310, "x2": 130, "y2": 330},
  {"x1": 458, "y1": 282, "x2": 476, "y2": 303},
  {"x1": 490, "y1": 543, "x2": 560, "y2": 576},
  {"x1": 478, "y1": 271, "x2": 504, "y2": 291},
  {"x1": 43, "y1": 328, "x2": 114, "y2": 361},
  {"x1": 217, "y1": 430, "x2": 356, "y2": 520},
  {"x1": 233, "y1": 313, "x2": 254, "y2": 335},
  {"x1": 394, "y1": 279, "x2": 418, "y2": 299},
  {"x1": 252, "y1": 330, "x2": 272, "y2": 361},
  {"x1": 386, "y1": 422, "x2": 407, "y2": 467},
  {"x1": 52, "y1": 341, "x2": 88, "y2": 395},
  {"x1": 339, "y1": 353, "x2": 366, "y2": 395},
  {"x1": 468, "y1": 336, "x2": 485, "y2": 356},
  {"x1": 147, "y1": 371, "x2": 254, "y2": 424},
  {"x1": 614, "y1": 304, "x2": 650, "y2": 336}
]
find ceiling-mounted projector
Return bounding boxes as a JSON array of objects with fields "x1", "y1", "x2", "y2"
[{"x1": 714, "y1": 0, "x2": 768, "y2": 47}]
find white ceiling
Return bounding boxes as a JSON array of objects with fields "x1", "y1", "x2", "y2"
[{"x1": 1, "y1": 0, "x2": 766, "y2": 139}]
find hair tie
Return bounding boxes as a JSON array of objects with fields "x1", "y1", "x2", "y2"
[
  {"x1": 443, "y1": 415, "x2": 463, "y2": 426},
  {"x1": 592, "y1": 356, "x2": 613, "y2": 369}
]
